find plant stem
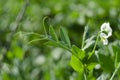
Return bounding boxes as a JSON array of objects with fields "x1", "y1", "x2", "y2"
[
  {"x1": 27, "y1": 38, "x2": 48, "y2": 44},
  {"x1": 92, "y1": 33, "x2": 99, "y2": 54},
  {"x1": 81, "y1": 26, "x2": 88, "y2": 49},
  {"x1": 110, "y1": 62, "x2": 120, "y2": 80},
  {"x1": 84, "y1": 72, "x2": 87, "y2": 80},
  {"x1": 84, "y1": 65, "x2": 87, "y2": 80},
  {"x1": 114, "y1": 52, "x2": 118, "y2": 68},
  {"x1": 88, "y1": 32, "x2": 100, "y2": 59}
]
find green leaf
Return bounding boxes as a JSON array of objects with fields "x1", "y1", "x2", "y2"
[
  {"x1": 49, "y1": 25, "x2": 58, "y2": 41},
  {"x1": 70, "y1": 55, "x2": 84, "y2": 72},
  {"x1": 60, "y1": 27, "x2": 71, "y2": 48},
  {"x1": 112, "y1": 45, "x2": 120, "y2": 62},
  {"x1": 83, "y1": 36, "x2": 95, "y2": 50},
  {"x1": 87, "y1": 63, "x2": 97, "y2": 70},
  {"x1": 71, "y1": 45, "x2": 85, "y2": 60},
  {"x1": 45, "y1": 41, "x2": 69, "y2": 51},
  {"x1": 42, "y1": 16, "x2": 48, "y2": 36},
  {"x1": 99, "y1": 54, "x2": 114, "y2": 72}
]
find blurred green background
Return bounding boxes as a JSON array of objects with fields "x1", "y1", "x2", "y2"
[{"x1": 0, "y1": 0, "x2": 120, "y2": 80}]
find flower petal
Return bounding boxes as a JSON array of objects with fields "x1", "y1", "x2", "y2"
[
  {"x1": 100, "y1": 33, "x2": 108, "y2": 45},
  {"x1": 100, "y1": 22, "x2": 112, "y2": 45},
  {"x1": 103, "y1": 38, "x2": 108, "y2": 45},
  {"x1": 108, "y1": 31, "x2": 112, "y2": 37},
  {"x1": 100, "y1": 22, "x2": 112, "y2": 33},
  {"x1": 101, "y1": 22, "x2": 108, "y2": 32},
  {"x1": 100, "y1": 33, "x2": 108, "y2": 39}
]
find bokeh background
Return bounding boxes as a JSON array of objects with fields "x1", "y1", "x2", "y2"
[{"x1": 0, "y1": 0, "x2": 120, "y2": 80}]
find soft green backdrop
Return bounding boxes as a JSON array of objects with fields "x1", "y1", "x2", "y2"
[{"x1": 0, "y1": 0, "x2": 120, "y2": 80}]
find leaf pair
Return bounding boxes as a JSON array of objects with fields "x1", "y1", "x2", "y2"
[
  {"x1": 70, "y1": 45, "x2": 86, "y2": 72},
  {"x1": 48, "y1": 25, "x2": 71, "y2": 49},
  {"x1": 48, "y1": 25, "x2": 90, "y2": 73}
]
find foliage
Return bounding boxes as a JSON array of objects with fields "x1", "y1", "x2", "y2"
[{"x1": 0, "y1": 0, "x2": 120, "y2": 80}]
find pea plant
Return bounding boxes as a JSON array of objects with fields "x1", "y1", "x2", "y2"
[{"x1": 26, "y1": 18, "x2": 120, "y2": 80}]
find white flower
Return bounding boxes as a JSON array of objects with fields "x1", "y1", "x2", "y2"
[
  {"x1": 100, "y1": 22, "x2": 112, "y2": 45},
  {"x1": 100, "y1": 33, "x2": 108, "y2": 45},
  {"x1": 100, "y1": 22, "x2": 112, "y2": 37}
]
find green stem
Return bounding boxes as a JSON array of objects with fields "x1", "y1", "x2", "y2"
[
  {"x1": 84, "y1": 65, "x2": 87, "y2": 80},
  {"x1": 23, "y1": 32, "x2": 41, "y2": 36},
  {"x1": 115, "y1": 52, "x2": 118, "y2": 68},
  {"x1": 81, "y1": 26, "x2": 88, "y2": 49},
  {"x1": 110, "y1": 62, "x2": 120, "y2": 80},
  {"x1": 88, "y1": 32, "x2": 100, "y2": 60},
  {"x1": 92, "y1": 33, "x2": 99, "y2": 53},
  {"x1": 84, "y1": 72, "x2": 87, "y2": 80},
  {"x1": 27, "y1": 38, "x2": 48, "y2": 44}
]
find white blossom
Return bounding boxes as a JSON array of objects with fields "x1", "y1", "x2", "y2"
[
  {"x1": 100, "y1": 22, "x2": 112, "y2": 37},
  {"x1": 100, "y1": 22, "x2": 112, "y2": 45},
  {"x1": 100, "y1": 33, "x2": 108, "y2": 45}
]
